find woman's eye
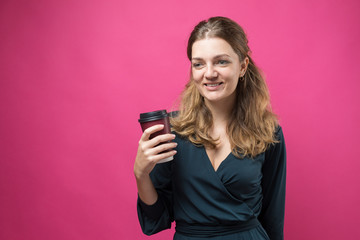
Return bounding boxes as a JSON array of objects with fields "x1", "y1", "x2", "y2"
[
  {"x1": 192, "y1": 63, "x2": 203, "y2": 68},
  {"x1": 217, "y1": 60, "x2": 229, "y2": 65}
]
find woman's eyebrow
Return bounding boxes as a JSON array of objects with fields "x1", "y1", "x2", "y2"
[
  {"x1": 191, "y1": 54, "x2": 231, "y2": 61},
  {"x1": 213, "y1": 54, "x2": 231, "y2": 59}
]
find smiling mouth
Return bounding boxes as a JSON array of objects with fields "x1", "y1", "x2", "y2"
[{"x1": 204, "y1": 83, "x2": 223, "y2": 87}]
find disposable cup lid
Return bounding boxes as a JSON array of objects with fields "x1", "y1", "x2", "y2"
[{"x1": 138, "y1": 110, "x2": 168, "y2": 123}]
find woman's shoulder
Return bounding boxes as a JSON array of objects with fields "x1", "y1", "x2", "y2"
[
  {"x1": 274, "y1": 125, "x2": 284, "y2": 140},
  {"x1": 169, "y1": 110, "x2": 184, "y2": 140}
]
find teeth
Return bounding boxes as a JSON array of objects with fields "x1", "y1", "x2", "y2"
[{"x1": 206, "y1": 83, "x2": 220, "y2": 87}]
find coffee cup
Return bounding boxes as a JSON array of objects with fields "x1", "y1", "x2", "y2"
[{"x1": 138, "y1": 110, "x2": 173, "y2": 163}]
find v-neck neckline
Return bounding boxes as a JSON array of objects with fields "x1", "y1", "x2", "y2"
[{"x1": 203, "y1": 147, "x2": 232, "y2": 173}]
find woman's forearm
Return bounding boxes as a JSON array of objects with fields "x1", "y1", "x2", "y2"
[{"x1": 136, "y1": 174, "x2": 158, "y2": 205}]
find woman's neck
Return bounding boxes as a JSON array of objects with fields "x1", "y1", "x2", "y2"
[{"x1": 205, "y1": 96, "x2": 235, "y2": 127}]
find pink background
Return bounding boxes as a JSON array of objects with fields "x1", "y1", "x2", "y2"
[{"x1": 1, "y1": 0, "x2": 359, "y2": 239}]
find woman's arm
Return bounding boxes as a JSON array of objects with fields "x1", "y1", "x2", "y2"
[
  {"x1": 134, "y1": 124, "x2": 177, "y2": 204},
  {"x1": 259, "y1": 126, "x2": 287, "y2": 240},
  {"x1": 134, "y1": 124, "x2": 177, "y2": 235}
]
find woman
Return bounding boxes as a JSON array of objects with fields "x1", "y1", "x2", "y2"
[{"x1": 134, "y1": 16, "x2": 286, "y2": 240}]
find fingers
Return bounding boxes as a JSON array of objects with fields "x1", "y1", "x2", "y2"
[
  {"x1": 148, "y1": 150, "x2": 177, "y2": 163},
  {"x1": 137, "y1": 125, "x2": 177, "y2": 168},
  {"x1": 144, "y1": 141, "x2": 178, "y2": 158},
  {"x1": 147, "y1": 133, "x2": 175, "y2": 148},
  {"x1": 139, "y1": 124, "x2": 175, "y2": 148},
  {"x1": 140, "y1": 124, "x2": 165, "y2": 141},
  {"x1": 134, "y1": 139, "x2": 177, "y2": 178}
]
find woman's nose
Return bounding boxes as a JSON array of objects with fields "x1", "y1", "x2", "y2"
[{"x1": 205, "y1": 65, "x2": 218, "y2": 79}]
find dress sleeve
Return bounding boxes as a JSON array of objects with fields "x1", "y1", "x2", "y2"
[
  {"x1": 137, "y1": 161, "x2": 174, "y2": 235},
  {"x1": 258, "y1": 126, "x2": 287, "y2": 240}
]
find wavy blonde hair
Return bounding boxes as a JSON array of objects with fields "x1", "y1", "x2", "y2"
[{"x1": 171, "y1": 16, "x2": 279, "y2": 158}]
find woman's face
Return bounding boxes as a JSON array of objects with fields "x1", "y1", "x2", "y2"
[{"x1": 191, "y1": 37, "x2": 247, "y2": 105}]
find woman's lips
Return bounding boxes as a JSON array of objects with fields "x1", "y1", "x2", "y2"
[{"x1": 204, "y1": 82, "x2": 223, "y2": 90}]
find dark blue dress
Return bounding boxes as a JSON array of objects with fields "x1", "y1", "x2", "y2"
[{"x1": 137, "y1": 127, "x2": 286, "y2": 240}]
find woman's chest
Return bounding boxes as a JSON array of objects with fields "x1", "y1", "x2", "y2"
[{"x1": 173, "y1": 138, "x2": 265, "y2": 200}]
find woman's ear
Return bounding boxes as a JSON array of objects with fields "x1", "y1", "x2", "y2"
[{"x1": 240, "y1": 57, "x2": 249, "y2": 77}]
